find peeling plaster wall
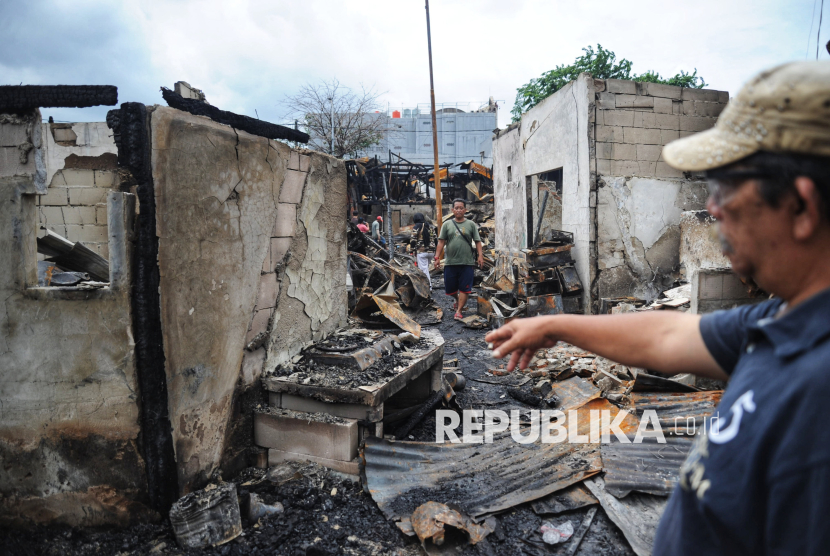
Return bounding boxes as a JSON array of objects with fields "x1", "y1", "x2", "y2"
[
  {"x1": 149, "y1": 108, "x2": 347, "y2": 493},
  {"x1": 492, "y1": 125, "x2": 526, "y2": 253},
  {"x1": 597, "y1": 177, "x2": 708, "y2": 299},
  {"x1": 0, "y1": 110, "x2": 151, "y2": 527},
  {"x1": 679, "y1": 210, "x2": 730, "y2": 281},
  {"x1": 264, "y1": 152, "x2": 348, "y2": 370}
]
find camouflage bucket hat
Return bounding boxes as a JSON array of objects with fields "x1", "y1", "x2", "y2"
[{"x1": 663, "y1": 61, "x2": 830, "y2": 171}]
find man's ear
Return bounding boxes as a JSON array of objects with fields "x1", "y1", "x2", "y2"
[{"x1": 792, "y1": 177, "x2": 823, "y2": 241}]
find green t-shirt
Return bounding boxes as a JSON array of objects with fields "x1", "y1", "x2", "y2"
[{"x1": 438, "y1": 218, "x2": 480, "y2": 266}]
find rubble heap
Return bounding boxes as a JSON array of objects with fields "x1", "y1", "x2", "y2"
[{"x1": 478, "y1": 229, "x2": 584, "y2": 327}]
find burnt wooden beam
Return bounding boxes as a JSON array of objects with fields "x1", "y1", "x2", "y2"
[
  {"x1": 0, "y1": 85, "x2": 117, "y2": 110},
  {"x1": 116, "y1": 102, "x2": 179, "y2": 510},
  {"x1": 160, "y1": 87, "x2": 309, "y2": 144}
]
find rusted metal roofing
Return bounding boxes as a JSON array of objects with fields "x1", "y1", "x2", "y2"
[
  {"x1": 550, "y1": 376, "x2": 601, "y2": 411},
  {"x1": 601, "y1": 435, "x2": 694, "y2": 497},
  {"x1": 631, "y1": 390, "x2": 723, "y2": 435},
  {"x1": 362, "y1": 399, "x2": 633, "y2": 522}
]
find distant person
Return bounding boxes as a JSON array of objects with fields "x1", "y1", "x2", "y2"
[
  {"x1": 434, "y1": 199, "x2": 483, "y2": 320},
  {"x1": 411, "y1": 213, "x2": 435, "y2": 289},
  {"x1": 372, "y1": 216, "x2": 385, "y2": 246},
  {"x1": 350, "y1": 211, "x2": 359, "y2": 225},
  {"x1": 357, "y1": 218, "x2": 369, "y2": 233}
]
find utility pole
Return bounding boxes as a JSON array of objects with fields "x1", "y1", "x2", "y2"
[{"x1": 425, "y1": 0, "x2": 443, "y2": 224}]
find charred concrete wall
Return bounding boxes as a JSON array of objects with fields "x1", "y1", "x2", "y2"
[
  {"x1": 593, "y1": 80, "x2": 728, "y2": 302},
  {"x1": 492, "y1": 124, "x2": 526, "y2": 253},
  {"x1": 0, "y1": 109, "x2": 152, "y2": 527},
  {"x1": 149, "y1": 107, "x2": 347, "y2": 494},
  {"x1": 38, "y1": 122, "x2": 119, "y2": 260},
  {"x1": 679, "y1": 210, "x2": 730, "y2": 281},
  {"x1": 492, "y1": 75, "x2": 594, "y2": 310}
]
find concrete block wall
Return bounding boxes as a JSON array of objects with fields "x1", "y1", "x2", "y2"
[
  {"x1": 691, "y1": 268, "x2": 761, "y2": 314},
  {"x1": 593, "y1": 80, "x2": 729, "y2": 303},
  {"x1": 37, "y1": 167, "x2": 118, "y2": 259},
  {"x1": 37, "y1": 122, "x2": 119, "y2": 261},
  {"x1": 679, "y1": 210, "x2": 731, "y2": 281},
  {"x1": 594, "y1": 80, "x2": 728, "y2": 179},
  {"x1": 245, "y1": 151, "x2": 312, "y2": 351}
]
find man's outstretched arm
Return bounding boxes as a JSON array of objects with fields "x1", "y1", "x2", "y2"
[{"x1": 485, "y1": 312, "x2": 728, "y2": 381}]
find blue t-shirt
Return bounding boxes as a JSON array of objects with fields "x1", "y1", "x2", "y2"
[{"x1": 654, "y1": 287, "x2": 830, "y2": 556}]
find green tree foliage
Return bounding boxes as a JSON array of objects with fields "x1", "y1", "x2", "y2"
[{"x1": 511, "y1": 45, "x2": 708, "y2": 121}]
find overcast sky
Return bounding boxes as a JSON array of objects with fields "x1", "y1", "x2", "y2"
[{"x1": 0, "y1": 0, "x2": 823, "y2": 128}]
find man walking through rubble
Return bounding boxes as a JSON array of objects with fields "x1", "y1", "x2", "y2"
[
  {"x1": 435, "y1": 198, "x2": 484, "y2": 320},
  {"x1": 371, "y1": 215, "x2": 385, "y2": 246},
  {"x1": 487, "y1": 61, "x2": 830, "y2": 555}
]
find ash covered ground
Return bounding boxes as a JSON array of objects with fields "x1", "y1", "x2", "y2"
[{"x1": 1, "y1": 285, "x2": 635, "y2": 556}]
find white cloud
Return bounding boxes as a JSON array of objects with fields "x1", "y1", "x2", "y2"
[{"x1": 1, "y1": 0, "x2": 821, "y2": 128}]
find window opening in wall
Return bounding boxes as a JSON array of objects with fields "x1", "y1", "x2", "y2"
[
  {"x1": 34, "y1": 119, "x2": 120, "y2": 289},
  {"x1": 538, "y1": 168, "x2": 563, "y2": 196},
  {"x1": 507, "y1": 165, "x2": 512, "y2": 182}
]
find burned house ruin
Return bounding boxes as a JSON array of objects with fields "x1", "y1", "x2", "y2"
[{"x1": 492, "y1": 74, "x2": 733, "y2": 312}]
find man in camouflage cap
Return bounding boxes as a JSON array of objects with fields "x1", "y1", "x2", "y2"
[{"x1": 487, "y1": 61, "x2": 830, "y2": 554}]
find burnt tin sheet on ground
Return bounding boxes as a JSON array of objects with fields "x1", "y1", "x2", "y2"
[
  {"x1": 631, "y1": 390, "x2": 723, "y2": 433},
  {"x1": 601, "y1": 435, "x2": 694, "y2": 497},
  {"x1": 584, "y1": 476, "x2": 667, "y2": 556}
]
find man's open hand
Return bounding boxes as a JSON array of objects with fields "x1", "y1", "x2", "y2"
[{"x1": 485, "y1": 317, "x2": 557, "y2": 372}]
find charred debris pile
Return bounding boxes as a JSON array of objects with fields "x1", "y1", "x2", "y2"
[
  {"x1": 346, "y1": 154, "x2": 493, "y2": 207},
  {"x1": 362, "y1": 338, "x2": 726, "y2": 555},
  {"x1": 475, "y1": 230, "x2": 584, "y2": 328}
]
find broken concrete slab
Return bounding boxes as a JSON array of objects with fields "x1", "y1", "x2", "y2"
[
  {"x1": 262, "y1": 328, "x2": 444, "y2": 406},
  {"x1": 255, "y1": 408, "x2": 358, "y2": 462}
]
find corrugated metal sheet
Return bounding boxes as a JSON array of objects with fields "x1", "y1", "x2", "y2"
[
  {"x1": 550, "y1": 377, "x2": 601, "y2": 411},
  {"x1": 601, "y1": 435, "x2": 694, "y2": 497},
  {"x1": 362, "y1": 399, "x2": 631, "y2": 521},
  {"x1": 530, "y1": 482, "x2": 597, "y2": 515},
  {"x1": 631, "y1": 391, "x2": 723, "y2": 433},
  {"x1": 584, "y1": 477, "x2": 667, "y2": 556}
]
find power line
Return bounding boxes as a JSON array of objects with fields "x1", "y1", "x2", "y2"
[
  {"x1": 809, "y1": 0, "x2": 819, "y2": 58},
  {"x1": 820, "y1": 0, "x2": 826, "y2": 60}
]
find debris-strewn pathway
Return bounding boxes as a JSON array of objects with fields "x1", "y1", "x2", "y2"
[{"x1": 1, "y1": 286, "x2": 636, "y2": 556}]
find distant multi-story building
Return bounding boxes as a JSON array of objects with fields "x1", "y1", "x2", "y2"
[{"x1": 358, "y1": 99, "x2": 498, "y2": 167}]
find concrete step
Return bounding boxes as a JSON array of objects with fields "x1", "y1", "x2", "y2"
[
  {"x1": 269, "y1": 392, "x2": 383, "y2": 422},
  {"x1": 254, "y1": 408, "x2": 358, "y2": 462}
]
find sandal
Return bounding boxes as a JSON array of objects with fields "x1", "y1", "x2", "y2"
[
  {"x1": 454, "y1": 312, "x2": 464, "y2": 321},
  {"x1": 452, "y1": 300, "x2": 458, "y2": 311}
]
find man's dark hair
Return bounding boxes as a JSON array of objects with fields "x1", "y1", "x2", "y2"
[
  {"x1": 413, "y1": 213, "x2": 425, "y2": 224},
  {"x1": 708, "y1": 151, "x2": 830, "y2": 220},
  {"x1": 358, "y1": 218, "x2": 365, "y2": 223},
  {"x1": 452, "y1": 198, "x2": 467, "y2": 208}
]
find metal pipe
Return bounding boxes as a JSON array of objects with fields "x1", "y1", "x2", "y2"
[
  {"x1": 385, "y1": 150, "x2": 393, "y2": 258},
  {"x1": 425, "y1": 0, "x2": 443, "y2": 224},
  {"x1": 534, "y1": 189, "x2": 550, "y2": 247}
]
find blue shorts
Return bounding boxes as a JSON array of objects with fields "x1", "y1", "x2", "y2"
[{"x1": 444, "y1": 265, "x2": 474, "y2": 295}]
